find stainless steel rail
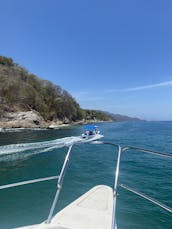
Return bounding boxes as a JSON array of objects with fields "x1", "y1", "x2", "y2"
[
  {"x1": 46, "y1": 143, "x2": 74, "y2": 223},
  {"x1": 93, "y1": 141, "x2": 172, "y2": 229},
  {"x1": 122, "y1": 145, "x2": 172, "y2": 158},
  {"x1": 0, "y1": 141, "x2": 171, "y2": 229},
  {"x1": 119, "y1": 183, "x2": 172, "y2": 214},
  {"x1": 0, "y1": 144, "x2": 74, "y2": 225},
  {"x1": 0, "y1": 176, "x2": 59, "y2": 190},
  {"x1": 92, "y1": 142, "x2": 121, "y2": 229}
]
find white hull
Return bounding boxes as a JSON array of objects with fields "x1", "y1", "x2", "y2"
[{"x1": 80, "y1": 134, "x2": 104, "y2": 142}]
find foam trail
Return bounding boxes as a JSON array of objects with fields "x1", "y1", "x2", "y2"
[
  {"x1": 0, "y1": 134, "x2": 104, "y2": 157},
  {"x1": 0, "y1": 137, "x2": 79, "y2": 156}
]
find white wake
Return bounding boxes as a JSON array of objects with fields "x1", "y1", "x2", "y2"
[{"x1": 0, "y1": 134, "x2": 104, "y2": 157}]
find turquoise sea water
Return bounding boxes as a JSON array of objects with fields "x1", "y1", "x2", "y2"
[{"x1": 0, "y1": 121, "x2": 172, "y2": 229}]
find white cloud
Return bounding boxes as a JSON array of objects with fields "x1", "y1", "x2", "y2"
[{"x1": 106, "y1": 80, "x2": 172, "y2": 93}]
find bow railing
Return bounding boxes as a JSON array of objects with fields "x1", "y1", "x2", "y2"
[
  {"x1": 92, "y1": 141, "x2": 172, "y2": 229},
  {"x1": 0, "y1": 141, "x2": 172, "y2": 229}
]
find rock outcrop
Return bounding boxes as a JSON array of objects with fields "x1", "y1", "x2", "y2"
[{"x1": 0, "y1": 111, "x2": 47, "y2": 128}]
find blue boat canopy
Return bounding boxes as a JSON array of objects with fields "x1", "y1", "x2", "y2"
[
  {"x1": 84, "y1": 125, "x2": 98, "y2": 131},
  {"x1": 82, "y1": 125, "x2": 100, "y2": 137}
]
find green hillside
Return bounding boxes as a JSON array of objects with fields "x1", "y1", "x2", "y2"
[{"x1": 0, "y1": 56, "x2": 112, "y2": 124}]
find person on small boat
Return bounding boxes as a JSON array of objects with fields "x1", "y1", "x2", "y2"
[
  {"x1": 85, "y1": 130, "x2": 90, "y2": 136},
  {"x1": 94, "y1": 127, "x2": 99, "y2": 134},
  {"x1": 82, "y1": 125, "x2": 100, "y2": 138}
]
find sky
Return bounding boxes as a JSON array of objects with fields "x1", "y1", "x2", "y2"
[{"x1": 0, "y1": 0, "x2": 172, "y2": 120}]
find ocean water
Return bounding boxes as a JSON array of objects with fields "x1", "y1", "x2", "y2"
[{"x1": 0, "y1": 122, "x2": 172, "y2": 229}]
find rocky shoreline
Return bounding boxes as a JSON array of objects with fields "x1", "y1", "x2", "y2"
[{"x1": 0, "y1": 111, "x2": 108, "y2": 130}]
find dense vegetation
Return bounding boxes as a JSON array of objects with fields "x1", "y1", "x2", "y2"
[
  {"x1": 0, "y1": 56, "x2": 112, "y2": 123},
  {"x1": 83, "y1": 109, "x2": 113, "y2": 121}
]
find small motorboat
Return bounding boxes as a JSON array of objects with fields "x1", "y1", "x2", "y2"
[{"x1": 82, "y1": 125, "x2": 100, "y2": 139}]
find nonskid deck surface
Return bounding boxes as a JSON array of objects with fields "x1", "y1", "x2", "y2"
[{"x1": 16, "y1": 185, "x2": 113, "y2": 229}]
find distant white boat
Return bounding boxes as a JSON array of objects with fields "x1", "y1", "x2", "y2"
[{"x1": 81, "y1": 125, "x2": 101, "y2": 139}]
